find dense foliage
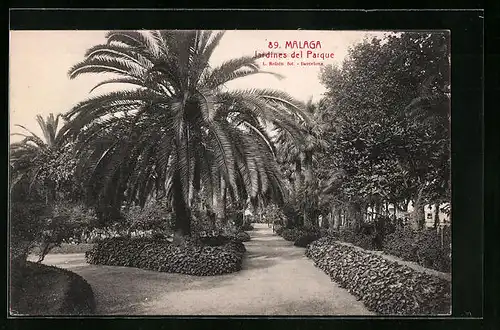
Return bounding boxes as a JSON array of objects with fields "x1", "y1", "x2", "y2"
[
  {"x1": 383, "y1": 226, "x2": 451, "y2": 273},
  {"x1": 317, "y1": 32, "x2": 450, "y2": 230}
]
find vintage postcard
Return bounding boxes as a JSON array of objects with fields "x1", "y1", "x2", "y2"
[{"x1": 9, "y1": 29, "x2": 451, "y2": 316}]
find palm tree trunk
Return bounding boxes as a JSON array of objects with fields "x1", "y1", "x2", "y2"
[
  {"x1": 172, "y1": 172, "x2": 191, "y2": 244},
  {"x1": 215, "y1": 177, "x2": 226, "y2": 228},
  {"x1": 303, "y1": 153, "x2": 313, "y2": 184},
  {"x1": 222, "y1": 186, "x2": 227, "y2": 225},
  {"x1": 294, "y1": 160, "x2": 302, "y2": 197}
]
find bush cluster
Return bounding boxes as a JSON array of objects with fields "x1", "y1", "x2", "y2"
[
  {"x1": 85, "y1": 236, "x2": 245, "y2": 276},
  {"x1": 331, "y1": 217, "x2": 451, "y2": 273},
  {"x1": 334, "y1": 217, "x2": 397, "y2": 250},
  {"x1": 197, "y1": 230, "x2": 251, "y2": 244},
  {"x1": 383, "y1": 226, "x2": 451, "y2": 273},
  {"x1": 241, "y1": 223, "x2": 254, "y2": 231},
  {"x1": 278, "y1": 227, "x2": 328, "y2": 247},
  {"x1": 306, "y1": 237, "x2": 451, "y2": 315},
  {"x1": 294, "y1": 233, "x2": 321, "y2": 248},
  {"x1": 273, "y1": 225, "x2": 285, "y2": 236},
  {"x1": 235, "y1": 231, "x2": 251, "y2": 242},
  {"x1": 10, "y1": 262, "x2": 96, "y2": 315}
]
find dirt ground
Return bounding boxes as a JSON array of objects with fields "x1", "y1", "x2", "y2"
[{"x1": 34, "y1": 224, "x2": 373, "y2": 315}]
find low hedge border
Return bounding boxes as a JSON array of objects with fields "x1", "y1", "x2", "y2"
[
  {"x1": 11, "y1": 262, "x2": 96, "y2": 315},
  {"x1": 306, "y1": 237, "x2": 451, "y2": 315},
  {"x1": 85, "y1": 237, "x2": 245, "y2": 276}
]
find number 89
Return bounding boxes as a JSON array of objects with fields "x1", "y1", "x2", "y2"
[{"x1": 268, "y1": 41, "x2": 279, "y2": 49}]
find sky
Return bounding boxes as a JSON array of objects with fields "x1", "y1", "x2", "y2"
[{"x1": 9, "y1": 30, "x2": 388, "y2": 142}]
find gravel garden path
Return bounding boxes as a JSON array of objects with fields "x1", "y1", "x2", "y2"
[{"x1": 37, "y1": 223, "x2": 373, "y2": 315}]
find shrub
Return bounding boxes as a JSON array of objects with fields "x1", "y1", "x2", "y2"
[
  {"x1": 122, "y1": 199, "x2": 173, "y2": 235},
  {"x1": 336, "y1": 217, "x2": 399, "y2": 251},
  {"x1": 235, "y1": 231, "x2": 251, "y2": 242},
  {"x1": 337, "y1": 228, "x2": 376, "y2": 250},
  {"x1": 241, "y1": 223, "x2": 254, "y2": 231},
  {"x1": 10, "y1": 201, "x2": 50, "y2": 266},
  {"x1": 223, "y1": 240, "x2": 247, "y2": 254},
  {"x1": 256, "y1": 204, "x2": 288, "y2": 225},
  {"x1": 198, "y1": 230, "x2": 250, "y2": 245},
  {"x1": 306, "y1": 238, "x2": 451, "y2": 315},
  {"x1": 274, "y1": 226, "x2": 285, "y2": 235},
  {"x1": 294, "y1": 234, "x2": 320, "y2": 247},
  {"x1": 198, "y1": 234, "x2": 231, "y2": 246},
  {"x1": 35, "y1": 201, "x2": 98, "y2": 262},
  {"x1": 383, "y1": 227, "x2": 418, "y2": 261},
  {"x1": 281, "y1": 203, "x2": 299, "y2": 226},
  {"x1": 10, "y1": 262, "x2": 95, "y2": 315},
  {"x1": 414, "y1": 227, "x2": 451, "y2": 273},
  {"x1": 85, "y1": 237, "x2": 245, "y2": 276},
  {"x1": 383, "y1": 226, "x2": 451, "y2": 273},
  {"x1": 280, "y1": 227, "x2": 325, "y2": 242},
  {"x1": 280, "y1": 228, "x2": 303, "y2": 241}
]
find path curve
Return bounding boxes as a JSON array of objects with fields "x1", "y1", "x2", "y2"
[{"x1": 37, "y1": 223, "x2": 373, "y2": 315}]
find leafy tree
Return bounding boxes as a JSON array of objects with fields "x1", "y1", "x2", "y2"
[
  {"x1": 65, "y1": 30, "x2": 307, "y2": 241},
  {"x1": 9, "y1": 176, "x2": 51, "y2": 267},
  {"x1": 274, "y1": 97, "x2": 328, "y2": 228},
  {"x1": 318, "y1": 32, "x2": 450, "y2": 230},
  {"x1": 10, "y1": 113, "x2": 75, "y2": 203}
]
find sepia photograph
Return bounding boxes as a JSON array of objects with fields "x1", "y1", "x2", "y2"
[{"x1": 9, "y1": 29, "x2": 451, "y2": 316}]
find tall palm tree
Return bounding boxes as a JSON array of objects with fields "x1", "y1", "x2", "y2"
[
  {"x1": 65, "y1": 30, "x2": 308, "y2": 241},
  {"x1": 274, "y1": 97, "x2": 327, "y2": 228},
  {"x1": 10, "y1": 113, "x2": 71, "y2": 203}
]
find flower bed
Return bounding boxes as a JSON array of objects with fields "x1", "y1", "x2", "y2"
[
  {"x1": 305, "y1": 237, "x2": 451, "y2": 315},
  {"x1": 85, "y1": 237, "x2": 245, "y2": 276}
]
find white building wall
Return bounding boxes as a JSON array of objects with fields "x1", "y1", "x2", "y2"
[{"x1": 364, "y1": 202, "x2": 451, "y2": 227}]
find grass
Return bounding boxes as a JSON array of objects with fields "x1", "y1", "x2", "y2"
[
  {"x1": 31, "y1": 243, "x2": 95, "y2": 255},
  {"x1": 10, "y1": 262, "x2": 95, "y2": 316}
]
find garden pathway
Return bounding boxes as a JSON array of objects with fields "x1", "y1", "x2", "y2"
[{"x1": 38, "y1": 223, "x2": 373, "y2": 315}]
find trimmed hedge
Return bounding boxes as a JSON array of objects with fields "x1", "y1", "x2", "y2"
[
  {"x1": 278, "y1": 227, "x2": 327, "y2": 247},
  {"x1": 306, "y1": 237, "x2": 451, "y2": 315},
  {"x1": 280, "y1": 228, "x2": 309, "y2": 242},
  {"x1": 294, "y1": 234, "x2": 320, "y2": 247},
  {"x1": 10, "y1": 262, "x2": 96, "y2": 315},
  {"x1": 332, "y1": 224, "x2": 451, "y2": 273},
  {"x1": 85, "y1": 237, "x2": 245, "y2": 276}
]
